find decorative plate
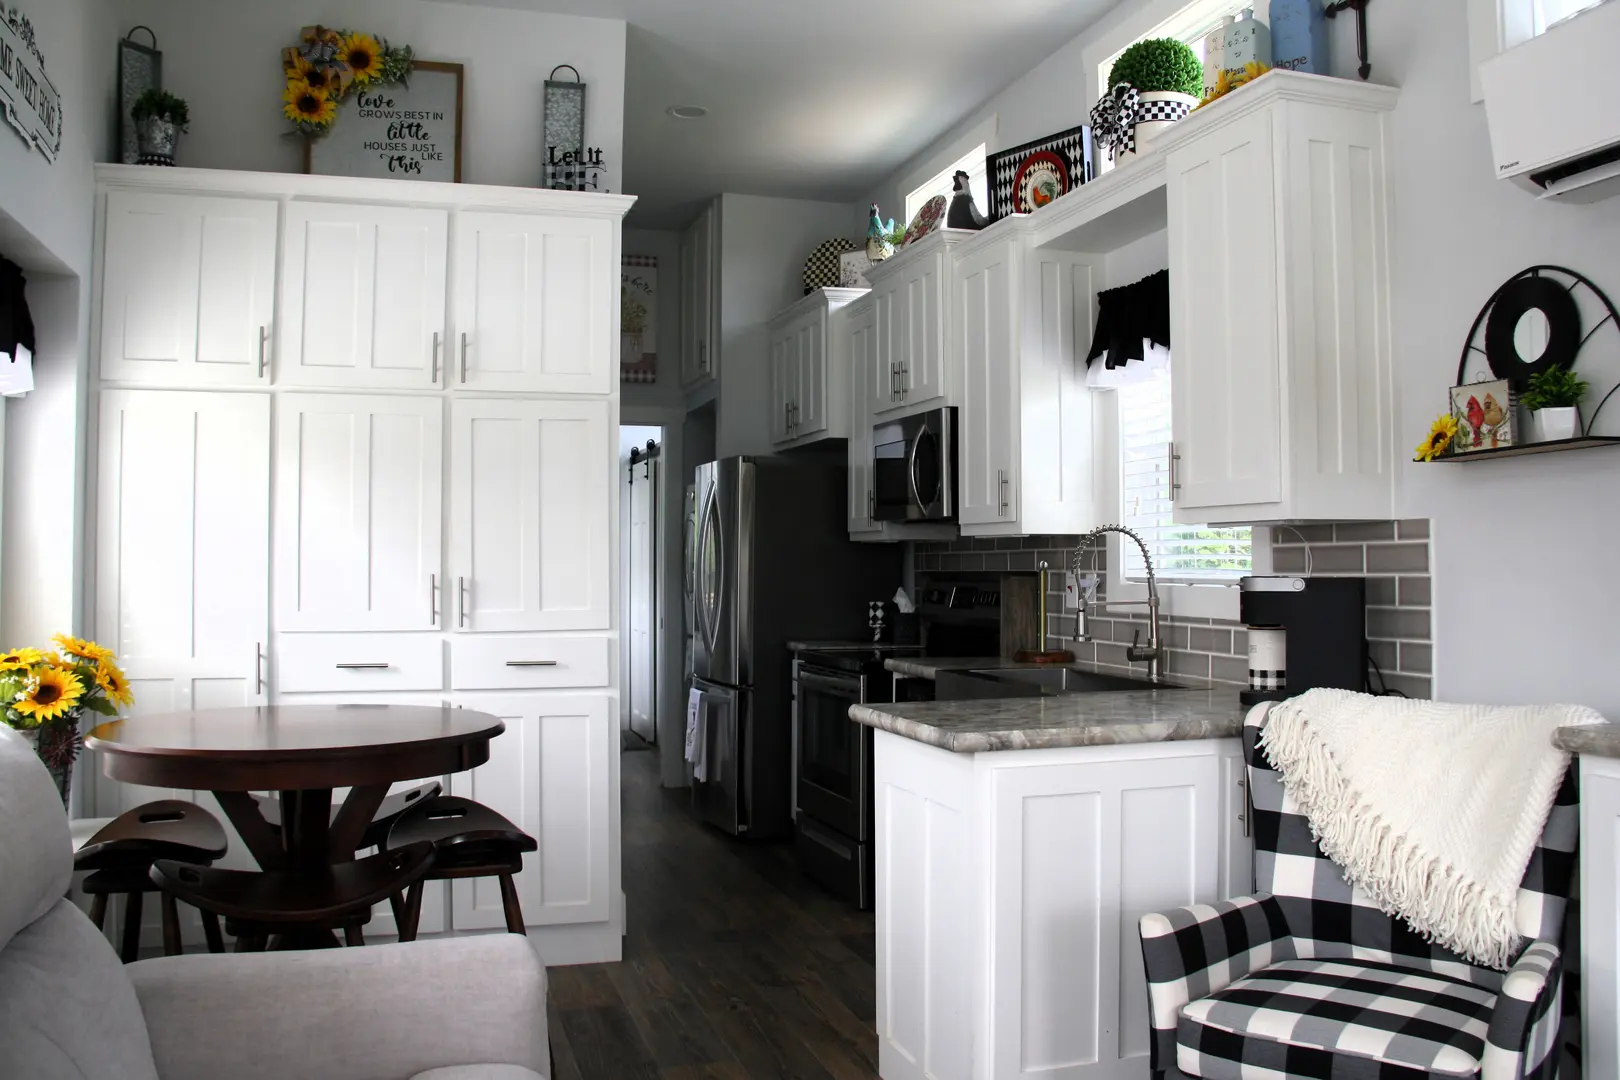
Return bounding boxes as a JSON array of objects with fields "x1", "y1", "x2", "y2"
[
  {"x1": 904, "y1": 195, "x2": 948, "y2": 246},
  {"x1": 803, "y1": 237, "x2": 859, "y2": 295},
  {"x1": 1012, "y1": 150, "x2": 1070, "y2": 214}
]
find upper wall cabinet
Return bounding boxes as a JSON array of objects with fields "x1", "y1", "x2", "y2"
[
  {"x1": 99, "y1": 191, "x2": 278, "y2": 386},
  {"x1": 1165, "y1": 84, "x2": 1397, "y2": 524},
  {"x1": 450, "y1": 398, "x2": 611, "y2": 633},
  {"x1": 864, "y1": 230, "x2": 963, "y2": 418},
  {"x1": 275, "y1": 394, "x2": 444, "y2": 632},
  {"x1": 279, "y1": 202, "x2": 449, "y2": 389},
  {"x1": 452, "y1": 211, "x2": 614, "y2": 394},
  {"x1": 680, "y1": 201, "x2": 719, "y2": 390},
  {"x1": 767, "y1": 287, "x2": 866, "y2": 449}
]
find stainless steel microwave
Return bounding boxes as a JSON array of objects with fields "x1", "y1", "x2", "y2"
[{"x1": 872, "y1": 407, "x2": 956, "y2": 522}]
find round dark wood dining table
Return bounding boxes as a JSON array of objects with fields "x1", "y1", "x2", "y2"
[{"x1": 85, "y1": 704, "x2": 504, "y2": 946}]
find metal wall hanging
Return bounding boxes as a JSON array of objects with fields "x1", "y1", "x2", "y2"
[
  {"x1": 544, "y1": 64, "x2": 591, "y2": 189},
  {"x1": 1325, "y1": 0, "x2": 1373, "y2": 81},
  {"x1": 117, "y1": 26, "x2": 161, "y2": 164},
  {"x1": 0, "y1": 2, "x2": 63, "y2": 162}
]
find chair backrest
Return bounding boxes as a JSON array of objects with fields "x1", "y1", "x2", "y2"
[{"x1": 1245, "y1": 708, "x2": 1578, "y2": 986}]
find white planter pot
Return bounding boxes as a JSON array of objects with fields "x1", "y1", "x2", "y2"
[
  {"x1": 1132, "y1": 91, "x2": 1200, "y2": 150},
  {"x1": 1527, "y1": 405, "x2": 1582, "y2": 442}
]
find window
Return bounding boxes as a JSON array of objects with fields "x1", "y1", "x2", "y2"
[
  {"x1": 1470, "y1": 0, "x2": 1606, "y2": 101},
  {"x1": 1116, "y1": 372, "x2": 1252, "y2": 585},
  {"x1": 904, "y1": 144, "x2": 988, "y2": 226},
  {"x1": 1096, "y1": 0, "x2": 1255, "y2": 99},
  {"x1": 1535, "y1": 0, "x2": 1602, "y2": 32}
]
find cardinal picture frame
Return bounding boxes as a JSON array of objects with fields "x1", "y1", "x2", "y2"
[{"x1": 1449, "y1": 378, "x2": 1516, "y2": 454}]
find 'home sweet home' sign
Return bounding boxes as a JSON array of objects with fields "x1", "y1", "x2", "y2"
[{"x1": 0, "y1": 3, "x2": 62, "y2": 162}]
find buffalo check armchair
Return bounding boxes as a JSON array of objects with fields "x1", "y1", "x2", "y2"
[{"x1": 1138, "y1": 707, "x2": 1577, "y2": 1080}]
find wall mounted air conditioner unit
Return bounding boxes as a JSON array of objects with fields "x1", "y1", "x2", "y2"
[{"x1": 1480, "y1": 0, "x2": 1620, "y2": 203}]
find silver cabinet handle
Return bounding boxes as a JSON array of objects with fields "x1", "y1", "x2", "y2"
[
  {"x1": 257, "y1": 326, "x2": 268, "y2": 378},
  {"x1": 868, "y1": 488, "x2": 875, "y2": 523},
  {"x1": 1169, "y1": 443, "x2": 1182, "y2": 496},
  {"x1": 505, "y1": 660, "x2": 559, "y2": 667},
  {"x1": 783, "y1": 401, "x2": 790, "y2": 436},
  {"x1": 900, "y1": 362, "x2": 909, "y2": 398},
  {"x1": 430, "y1": 573, "x2": 438, "y2": 626},
  {"x1": 459, "y1": 332, "x2": 468, "y2": 384},
  {"x1": 255, "y1": 642, "x2": 264, "y2": 695},
  {"x1": 998, "y1": 469, "x2": 1009, "y2": 517},
  {"x1": 335, "y1": 662, "x2": 390, "y2": 670},
  {"x1": 458, "y1": 575, "x2": 467, "y2": 627},
  {"x1": 431, "y1": 331, "x2": 441, "y2": 384},
  {"x1": 699, "y1": 340, "x2": 707, "y2": 371}
]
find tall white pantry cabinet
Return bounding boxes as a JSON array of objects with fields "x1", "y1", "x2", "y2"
[{"x1": 87, "y1": 165, "x2": 633, "y2": 964}]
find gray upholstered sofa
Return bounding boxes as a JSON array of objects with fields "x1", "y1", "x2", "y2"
[{"x1": 0, "y1": 724, "x2": 551, "y2": 1080}]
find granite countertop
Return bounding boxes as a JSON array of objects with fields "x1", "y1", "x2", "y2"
[
  {"x1": 1554, "y1": 724, "x2": 1620, "y2": 758},
  {"x1": 851, "y1": 687, "x2": 1247, "y2": 753}
]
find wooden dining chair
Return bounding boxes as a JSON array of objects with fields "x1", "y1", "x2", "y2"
[
  {"x1": 75, "y1": 800, "x2": 229, "y2": 961},
  {"x1": 383, "y1": 796, "x2": 538, "y2": 941}
]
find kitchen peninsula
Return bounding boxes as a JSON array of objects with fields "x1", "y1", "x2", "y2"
[{"x1": 851, "y1": 674, "x2": 1250, "y2": 1080}]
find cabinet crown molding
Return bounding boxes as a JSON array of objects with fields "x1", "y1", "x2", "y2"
[
  {"x1": 94, "y1": 163, "x2": 636, "y2": 219},
  {"x1": 767, "y1": 286, "x2": 869, "y2": 329},
  {"x1": 862, "y1": 226, "x2": 970, "y2": 284}
]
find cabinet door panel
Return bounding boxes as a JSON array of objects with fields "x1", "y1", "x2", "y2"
[
  {"x1": 280, "y1": 203, "x2": 448, "y2": 388},
  {"x1": 796, "y1": 317, "x2": 826, "y2": 437},
  {"x1": 276, "y1": 394, "x2": 443, "y2": 631},
  {"x1": 1168, "y1": 111, "x2": 1283, "y2": 511},
  {"x1": 451, "y1": 399, "x2": 610, "y2": 632},
  {"x1": 903, "y1": 254, "x2": 946, "y2": 406},
  {"x1": 870, "y1": 283, "x2": 902, "y2": 414},
  {"x1": 956, "y1": 244, "x2": 1017, "y2": 526},
  {"x1": 96, "y1": 389, "x2": 269, "y2": 703},
  {"x1": 847, "y1": 308, "x2": 877, "y2": 533},
  {"x1": 100, "y1": 192, "x2": 277, "y2": 386},
  {"x1": 449, "y1": 695, "x2": 611, "y2": 928},
  {"x1": 769, "y1": 332, "x2": 794, "y2": 445},
  {"x1": 453, "y1": 211, "x2": 613, "y2": 393}
]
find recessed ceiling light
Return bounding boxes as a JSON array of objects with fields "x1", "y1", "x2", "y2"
[{"x1": 667, "y1": 105, "x2": 708, "y2": 120}]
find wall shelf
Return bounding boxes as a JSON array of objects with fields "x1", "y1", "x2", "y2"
[{"x1": 1428, "y1": 436, "x2": 1620, "y2": 461}]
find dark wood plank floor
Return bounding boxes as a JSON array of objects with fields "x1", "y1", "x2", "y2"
[{"x1": 546, "y1": 747, "x2": 879, "y2": 1079}]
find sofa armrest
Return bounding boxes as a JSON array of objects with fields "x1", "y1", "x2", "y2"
[
  {"x1": 130, "y1": 933, "x2": 549, "y2": 1080},
  {"x1": 1138, "y1": 893, "x2": 1293, "y2": 1074},
  {"x1": 1482, "y1": 939, "x2": 1564, "y2": 1080}
]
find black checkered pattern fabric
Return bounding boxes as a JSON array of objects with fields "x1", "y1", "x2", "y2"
[
  {"x1": 986, "y1": 126, "x2": 1095, "y2": 221},
  {"x1": 801, "y1": 238, "x2": 856, "y2": 296},
  {"x1": 1139, "y1": 707, "x2": 1578, "y2": 1080},
  {"x1": 1136, "y1": 97, "x2": 1194, "y2": 124}
]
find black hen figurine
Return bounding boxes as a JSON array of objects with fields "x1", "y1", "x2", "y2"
[{"x1": 946, "y1": 170, "x2": 988, "y2": 230}]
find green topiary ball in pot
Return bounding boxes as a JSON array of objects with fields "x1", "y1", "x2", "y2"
[{"x1": 1107, "y1": 38, "x2": 1203, "y2": 98}]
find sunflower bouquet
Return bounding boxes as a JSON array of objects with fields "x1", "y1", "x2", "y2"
[
  {"x1": 282, "y1": 25, "x2": 414, "y2": 136},
  {"x1": 2, "y1": 636, "x2": 133, "y2": 806}
]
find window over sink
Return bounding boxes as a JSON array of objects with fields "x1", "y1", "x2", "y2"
[{"x1": 904, "y1": 143, "x2": 988, "y2": 227}]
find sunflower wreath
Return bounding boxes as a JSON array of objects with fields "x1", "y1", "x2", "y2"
[{"x1": 282, "y1": 25, "x2": 414, "y2": 136}]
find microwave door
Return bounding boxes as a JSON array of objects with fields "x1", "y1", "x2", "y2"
[{"x1": 871, "y1": 423, "x2": 910, "y2": 522}]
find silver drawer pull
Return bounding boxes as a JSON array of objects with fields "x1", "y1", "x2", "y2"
[
  {"x1": 505, "y1": 660, "x2": 559, "y2": 667},
  {"x1": 335, "y1": 662, "x2": 390, "y2": 670}
]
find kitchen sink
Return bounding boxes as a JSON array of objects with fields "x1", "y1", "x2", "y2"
[{"x1": 934, "y1": 666, "x2": 1196, "y2": 700}]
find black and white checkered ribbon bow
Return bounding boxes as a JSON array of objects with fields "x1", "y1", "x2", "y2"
[{"x1": 1090, "y1": 83, "x2": 1140, "y2": 160}]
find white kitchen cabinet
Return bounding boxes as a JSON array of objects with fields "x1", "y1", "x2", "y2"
[
  {"x1": 96, "y1": 389, "x2": 270, "y2": 712},
  {"x1": 1582, "y1": 755, "x2": 1620, "y2": 1080},
  {"x1": 680, "y1": 201, "x2": 718, "y2": 389},
  {"x1": 450, "y1": 398, "x2": 611, "y2": 632},
  {"x1": 448, "y1": 694, "x2": 612, "y2": 929},
  {"x1": 99, "y1": 191, "x2": 278, "y2": 386},
  {"x1": 275, "y1": 394, "x2": 443, "y2": 632},
  {"x1": 865, "y1": 231, "x2": 962, "y2": 417},
  {"x1": 767, "y1": 287, "x2": 866, "y2": 449},
  {"x1": 278, "y1": 202, "x2": 448, "y2": 389},
  {"x1": 955, "y1": 225, "x2": 1101, "y2": 536},
  {"x1": 452, "y1": 210, "x2": 615, "y2": 394},
  {"x1": 1166, "y1": 88, "x2": 1395, "y2": 523},
  {"x1": 875, "y1": 731, "x2": 1244, "y2": 1080}
]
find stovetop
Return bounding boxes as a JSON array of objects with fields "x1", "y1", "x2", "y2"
[{"x1": 797, "y1": 645, "x2": 925, "y2": 675}]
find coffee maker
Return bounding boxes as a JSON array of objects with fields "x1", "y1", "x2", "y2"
[{"x1": 1239, "y1": 576, "x2": 1366, "y2": 707}]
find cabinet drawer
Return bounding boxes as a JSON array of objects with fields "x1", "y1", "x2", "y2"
[
  {"x1": 451, "y1": 636, "x2": 609, "y2": 690},
  {"x1": 277, "y1": 634, "x2": 444, "y2": 693}
]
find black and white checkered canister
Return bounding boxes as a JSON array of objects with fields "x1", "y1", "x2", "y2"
[{"x1": 1247, "y1": 627, "x2": 1287, "y2": 692}]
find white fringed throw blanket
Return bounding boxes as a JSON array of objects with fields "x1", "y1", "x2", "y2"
[{"x1": 1257, "y1": 689, "x2": 1603, "y2": 970}]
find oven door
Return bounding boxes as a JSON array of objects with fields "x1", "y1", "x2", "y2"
[
  {"x1": 795, "y1": 666, "x2": 868, "y2": 841},
  {"x1": 872, "y1": 409, "x2": 954, "y2": 522}
]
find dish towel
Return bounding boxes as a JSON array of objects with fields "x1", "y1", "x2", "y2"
[
  {"x1": 1256, "y1": 688, "x2": 1604, "y2": 969},
  {"x1": 684, "y1": 688, "x2": 708, "y2": 782}
]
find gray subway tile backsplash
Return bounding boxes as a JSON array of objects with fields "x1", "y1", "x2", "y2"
[{"x1": 913, "y1": 518, "x2": 1433, "y2": 697}]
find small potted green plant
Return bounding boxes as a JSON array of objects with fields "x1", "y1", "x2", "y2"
[
  {"x1": 131, "y1": 88, "x2": 190, "y2": 166},
  {"x1": 1521, "y1": 367, "x2": 1589, "y2": 442},
  {"x1": 1106, "y1": 39, "x2": 1203, "y2": 157}
]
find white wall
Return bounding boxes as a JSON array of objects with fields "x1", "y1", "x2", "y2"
[
  {"x1": 874, "y1": 0, "x2": 1620, "y2": 715},
  {"x1": 0, "y1": 0, "x2": 116, "y2": 648},
  {"x1": 621, "y1": 227, "x2": 685, "y2": 412},
  {"x1": 716, "y1": 192, "x2": 861, "y2": 458},
  {"x1": 112, "y1": 0, "x2": 626, "y2": 191}
]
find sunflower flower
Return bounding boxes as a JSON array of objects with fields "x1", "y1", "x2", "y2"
[
  {"x1": 284, "y1": 81, "x2": 337, "y2": 127},
  {"x1": 340, "y1": 32, "x2": 386, "y2": 84},
  {"x1": 13, "y1": 667, "x2": 84, "y2": 723},
  {"x1": 1415, "y1": 414, "x2": 1460, "y2": 461},
  {"x1": 0, "y1": 647, "x2": 45, "y2": 672},
  {"x1": 53, "y1": 634, "x2": 112, "y2": 663},
  {"x1": 94, "y1": 659, "x2": 135, "y2": 708}
]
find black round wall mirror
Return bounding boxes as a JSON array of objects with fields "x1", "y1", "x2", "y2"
[{"x1": 1482, "y1": 273, "x2": 1581, "y2": 389}]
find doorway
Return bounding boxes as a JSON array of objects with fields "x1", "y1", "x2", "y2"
[{"x1": 619, "y1": 425, "x2": 662, "y2": 750}]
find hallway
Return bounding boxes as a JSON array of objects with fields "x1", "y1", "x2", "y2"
[{"x1": 547, "y1": 747, "x2": 879, "y2": 1079}]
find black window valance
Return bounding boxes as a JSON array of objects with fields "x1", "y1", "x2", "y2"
[{"x1": 1085, "y1": 269, "x2": 1169, "y2": 370}]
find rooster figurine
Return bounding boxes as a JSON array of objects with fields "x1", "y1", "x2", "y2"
[
  {"x1": 867, "y1": 204, "x2": 895, "y2": 262},
  {"x1": 946, "y1": 170, "x2": 988, "y2": 230}
]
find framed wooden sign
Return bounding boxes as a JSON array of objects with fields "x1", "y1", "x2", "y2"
[{"x1": 305, "y1": 61, "x2": 463, "y2": 182}]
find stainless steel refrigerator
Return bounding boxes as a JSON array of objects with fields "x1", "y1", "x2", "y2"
[{"x1": 687, "y1": 457, "x2": 901, "y2": 838}]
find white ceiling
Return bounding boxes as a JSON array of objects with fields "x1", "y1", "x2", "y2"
[{"x1": 446, "y1": 0, "x2": 1119, "y2": 228}]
